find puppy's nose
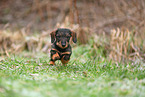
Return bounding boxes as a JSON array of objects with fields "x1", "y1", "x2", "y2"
[{"x1": 61, "y1": 42, "x2": 66, "y2": 47}]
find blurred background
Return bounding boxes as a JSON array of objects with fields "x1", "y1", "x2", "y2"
[{"x1": 0, "y1": 0, "x2": 145, "y2": 62}]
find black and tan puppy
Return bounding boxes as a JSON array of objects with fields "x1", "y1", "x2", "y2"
[{"x1": 50, "y1": 28, "x2": 77, "y2": 65}]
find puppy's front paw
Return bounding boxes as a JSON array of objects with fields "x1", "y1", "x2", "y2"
[
  {"x1": 61, "y1": 55, "x2": 70, "y2": 65},
  {"x1": 49, "y1": 61, "x2": 55, "y2": 66}
]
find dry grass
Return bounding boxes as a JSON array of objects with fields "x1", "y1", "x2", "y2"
[
  {"x1": 109, "y1": 28, "x2": 142, "y2": 62},
  {"x1": 92, "y1": 28, "x2": 145, "y2": 62},
  {"x1": 1, "y1": 24, "x2": 145, "y2": 62},
  {"x1": 0, "y1": 28, "x2": 51, "y2": 56}
]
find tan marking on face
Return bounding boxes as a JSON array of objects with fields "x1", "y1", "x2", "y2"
[{"x1": 56, "y1": 41, "x2": 68, "y2": 49}]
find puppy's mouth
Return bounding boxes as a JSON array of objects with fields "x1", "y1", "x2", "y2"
[{"x1": 56, "y1": 41, "x2": 68, "y2": 49}]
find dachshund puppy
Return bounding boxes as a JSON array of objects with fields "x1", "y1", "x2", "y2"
[{"x1": 50, "y1": 28, "x2": 77, "y2": 65}]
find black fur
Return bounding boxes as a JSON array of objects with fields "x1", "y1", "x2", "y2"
[{"x1": 50, "y1": 28, "x2": 77, "y2": 65}]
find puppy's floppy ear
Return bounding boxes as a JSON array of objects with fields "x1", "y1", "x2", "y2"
[
  {"x1": 70, "y1": 30, "x2": 77, "y2": 43},
  {"x1": 50, "y1": 30, "x2": 57, "y2": 43}
]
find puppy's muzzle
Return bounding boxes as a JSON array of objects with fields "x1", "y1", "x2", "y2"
[
  {"x1": 56, "y1": 41, "x2": 68, "y2": 49},
  {"x1": 61, "y1": 42, "x2": 66, "y2": 47}
]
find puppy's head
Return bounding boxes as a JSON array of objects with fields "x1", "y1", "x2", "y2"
[{"x1": 50, "y1": 28, "x2": 77, "y2": 49}]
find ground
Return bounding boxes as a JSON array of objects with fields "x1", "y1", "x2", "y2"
[
  {"x1": 0, "y1": 45, "x2": 145, "y2": 97},
  {"x1": 0, "y1": 0, "x2": 145, "y2": 96}
]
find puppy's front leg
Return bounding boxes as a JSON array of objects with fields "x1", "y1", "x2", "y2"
[
  {"x1": 61, "y1": 54, "x2": 71, "y2": 65},
  {"x1": 50, "y1": 50, "x2": 60, "y2": 65}
]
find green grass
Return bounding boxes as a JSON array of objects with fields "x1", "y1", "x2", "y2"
[{"x1": 0, "y1": 45, "x2": 145, "y2": 97}]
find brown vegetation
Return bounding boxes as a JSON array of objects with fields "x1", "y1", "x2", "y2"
[{"x1": 0, "y1": 0, "x2": 145, "y2": 62}]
